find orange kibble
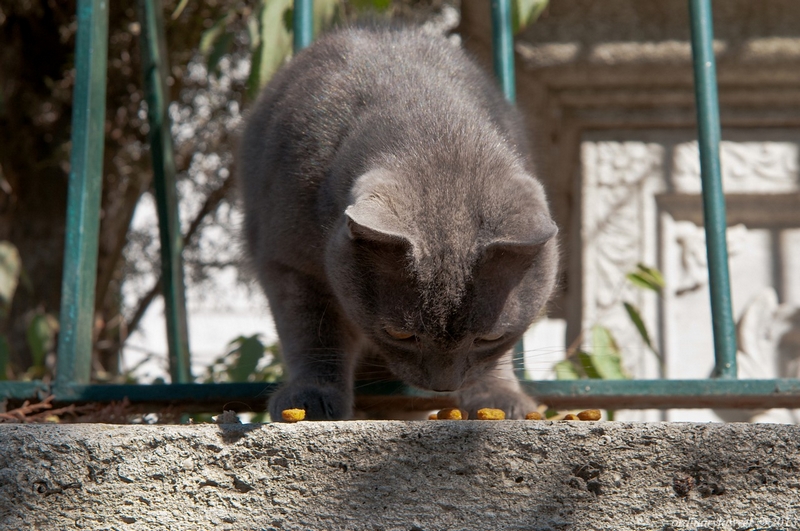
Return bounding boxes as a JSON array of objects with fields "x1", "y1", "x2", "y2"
[
  {"x1": 525, "y1": 411, "x2": 544, "y2": 420},
  {"x1": 436, "y1": 408, "x2": 467, "y2": 420},
  {"x1": 577, "y1": 409, "x2": 602, "y2": 421},
  {"x1": 428, "y1": 413, "x2": 438, "y2": 420},
  {"x1": 562, "y1": 413, "x2": 579, "y2": 421},
  {"x1": 477, "y1": 408, "x2": 505, "y2": 420},
  {"x1": 281, "y1": 408, "x2": 306, "y2": 422}
]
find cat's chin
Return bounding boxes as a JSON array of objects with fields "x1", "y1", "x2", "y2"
[
  {"x1": 386, "y1": 369, "x2": 469, "y2": 395},
  {"x1": 399, "y1": 377, "x2": 478, "y2": 397}
]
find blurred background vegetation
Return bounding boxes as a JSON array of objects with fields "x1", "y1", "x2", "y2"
[
  {"x1": 0, "y1": 0, "x2": 416, "y2": 385},
  {"x1": 1, "y1": 0, "x2": 550, "y2": 390}
]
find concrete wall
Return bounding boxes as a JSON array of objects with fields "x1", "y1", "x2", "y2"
[{"x1": 2, "y1": 421, "x2": 799, "y2": 530}]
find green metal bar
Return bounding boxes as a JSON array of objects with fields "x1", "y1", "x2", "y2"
[
  {"x1": 52, "y1": 381, "x2": 433, "y2": 404},
  {"x1": 490, "y1": 0, "x2": 516, "y2": 102},
  {"x1": 688, "y1": 0, "x2": 738, "y2": 378},
  {"x1": 524, "y1": 379, "x2": 800, "y2": 409},
  {"x1": 293, "y1": 0, "x2": 313, "y2": 52},
  {"x1": 9, "y1": 379, "x2": 800, "y2": 411},
  {"x1": 138, "y1": 0, "x2": 192, "y2": 384},
  {"x1": 54, "y1": 382, "x2": 277, "y2": 404},
  {"x1": 55, "y1": 0, "x2": 109, "y2": 390},
  {"x1": 0, "y1": 381, "x2": 50, "y2": 401}
]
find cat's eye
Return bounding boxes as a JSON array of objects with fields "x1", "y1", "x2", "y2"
[
  {"x1": 385, "y1": 327, "x2": 415, "y2": 340},
  {"x1": 478, "y1": 332, "x2": 505, "y2": 342}
]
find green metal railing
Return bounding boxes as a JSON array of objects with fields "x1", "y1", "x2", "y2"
[
  {"x1": 139, "y1": 0, "x2": 193, "y2": 385},
  {"x1": 3, "y1": 0, "x2": 800, "y2": 412}
]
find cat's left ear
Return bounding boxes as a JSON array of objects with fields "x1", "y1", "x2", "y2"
[{"x1": 485, "y1": 174, "x2": 558, "y2": 255}]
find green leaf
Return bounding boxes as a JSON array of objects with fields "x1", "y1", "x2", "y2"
[
  {"x1": 26, "y1": 312, "x2": 59, "y2": 370},
  {"x1": 626, "y1": 263, "x2": 665, "y2": 292},
  {"x1": 512, "y1": 0, "x2": 549, "y2": 34},
  {"x1": 247, "y1": 13, "x2": 261, "y2": 48},
  {"x1": 637, "y1": 263, "x2": 664, "y2": 286},
  {"x1": 313, "y1": 0, "x2": 341, "y2": 36},
  {"x1": 171, "y1": 0, "x2": 190, "y2": 20},
  {"x1": 577, "y1": 351, "x2": 601, "y2": 379},
  {"x1": 228, "y1": 335, "x2": 266, "y2": 382},
  {"x1": 246, "y1": 0, "x2": 339, "y2": 99},
  {"x1": 591, "y1": 354, "x2": 628, "y2": 380},
  {"x1": 588, "y1": 326, "x2": 629, "y2": 380},
  {"x1": 207, "y1": 32, "x2": 235, "y2": 75},
  {"x1": 623, "y1": 301, "x2": 658, "y2": 355},
  {"x1": 350, "y1": 0, "x2": 392, "y2": 12},
  {"x1": 256, "y1": 343, "x2": 284, "y2": 383},
  {"x1": 0, "y1": 335, "x2": 9, "y2": 381},
  {"x1": 200, "y1": 14, "x2": 233, "y2": 56},
  {"x1": 554, "y1": 359, "x2": 580, "y2": 380},
  {"x1": 591, "y1": 325, "x2": 619, "y2": 358},
  {"x1": 247, "y1": 0, "x2": 293, "y2": 100},
  {"x1": 0, "y1": 241, "x2": 21, "y2": 315},
  {"x1": 282, "y1": 5, "x2": 293, "y2": 32}
]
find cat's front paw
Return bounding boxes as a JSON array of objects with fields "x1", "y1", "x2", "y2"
[
  {"x1": 458, "y1": 386, "x2": 539, "y2": 420},
  {"x1": 268, "y1": 382, "x2": 353, "y2": 421}
]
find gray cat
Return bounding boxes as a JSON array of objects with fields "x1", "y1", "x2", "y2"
[{"x1": 238, "y1": 24, "x2": 558, "y2": 420}]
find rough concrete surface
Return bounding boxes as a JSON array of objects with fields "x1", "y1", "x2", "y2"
[{"x1": 1, "y1": 421, "x2": 799, "y2": 530}]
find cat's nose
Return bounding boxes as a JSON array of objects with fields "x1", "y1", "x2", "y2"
[{"x1": 426, "y1": 371, "x2": 464, "y2": 393}]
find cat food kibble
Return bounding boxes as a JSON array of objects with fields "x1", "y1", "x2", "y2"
[
  {"x1": 577, "y1": 409, "x2": 602, "y2": 421},
  {"x1": 562, "y1": 413, "x2": 579, "y2": 421},
  {"x1": 281, "y1": 408, "x2": 305, "y2": 422},
  {"x1": 436, "y1": 408, "x2": 467, "y2": 420},
  {"x1": 477, "y1": 408, "x2": 505, "y2": 420},
  {"x1": 525, "y1": 411, "x2": 544, "y2": 420},
  {"x1": 428, "y1": 413, "x2": 438, "y2": 420}
]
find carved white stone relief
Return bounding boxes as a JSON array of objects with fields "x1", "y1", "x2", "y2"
[
  {"x1": 714, "y1": 288, "x2": 800, "y2": 424},
  {"x1": 672, "y1": 221, "x2": 748, "y2": 295},
  {"x1": 581, "y1": 141, "x2": 664, "y2": 383},
  {"x1": 581, "y1": 134, "x2": 800, "y2": 423},
  {"x1": 672, "y1": 141, "x2": 800, "y2": 193}
]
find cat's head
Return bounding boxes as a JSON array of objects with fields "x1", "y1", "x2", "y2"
[{"x1": 326, "y1": 167, "x2": 558, "y2": 392}]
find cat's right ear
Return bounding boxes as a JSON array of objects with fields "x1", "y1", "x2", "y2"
[
  {"x1": 344, "y1": 202, "x2": 412, "y2": 247},
  {"x1": 343, "y1": 169, "x2": 413, "y2": 247}
]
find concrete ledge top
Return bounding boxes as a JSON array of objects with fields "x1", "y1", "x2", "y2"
[{"x1": 2, "y1": 421, "x2": 799, "y2": 530}]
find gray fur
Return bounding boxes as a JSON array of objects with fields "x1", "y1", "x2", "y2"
[{"x1": 238, "y1": 25, "x2": 558, "y2": 420}]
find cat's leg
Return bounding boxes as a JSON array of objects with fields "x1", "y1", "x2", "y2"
[
  {"x1": 457, "y1": 351, "x2": 538, "y2": 419},
  {"x1": 261, "y1": 263, "x2": 356, "y2": 421}
]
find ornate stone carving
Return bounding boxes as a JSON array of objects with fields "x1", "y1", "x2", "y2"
[
  {"x1": 715, "y1": 288, "x2": 800, "y2": 423},
  {"x1": 672, "y1": 221, "x2": 748, "y2": 296},
  {"x1": 672, "y1": 141, "x2": 800, "y2": 193},
  {"x1": 581, "y1": 141, "x2": 664, "y2": 380},
  {"x1": 580, "y1": 135, "x2": 800, "y2": 423}
]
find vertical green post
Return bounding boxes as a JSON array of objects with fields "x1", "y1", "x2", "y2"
[
  {"x1": 138, "y1": 0, "x2": 192, "y2": 383},
  {"x1": 491, "y1": 0, "x2": 516, "y2": 102},
  {"x1": 491, "y1": 0, "x2": 524, "y2": 378},
  {"x1": 688, "y1": 0, "x2": 738, "y2": 378},
  {"x1": 56, "y1": 0, "x2": 109, "y2": 390},
  {"x1": 293, "y1": 0, "x2": 313, "y2": 52}
]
